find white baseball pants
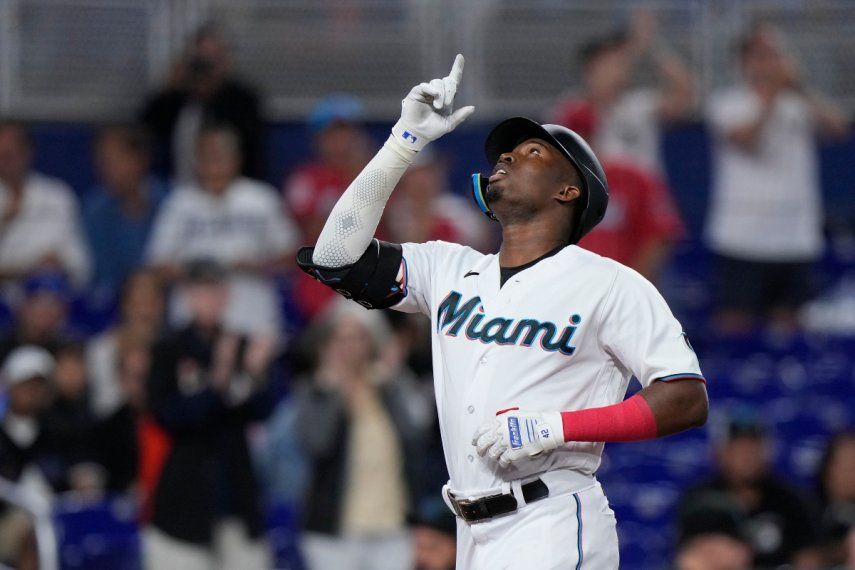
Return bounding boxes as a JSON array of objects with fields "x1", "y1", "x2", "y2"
[{"x1": 455, "y1": 479, "x2": 619, "y2": 570}]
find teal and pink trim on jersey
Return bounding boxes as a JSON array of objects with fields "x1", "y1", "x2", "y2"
[{"x1": 655, "y1": 372, "x2": 706, "y2": 384}]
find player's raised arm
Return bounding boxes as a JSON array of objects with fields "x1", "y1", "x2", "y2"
[
  {"x1": 307, "y1": 55, "x2": 473, "y2": 268},
  {"x1": 295, "y1": 55, "x2": 472, "y2": 309}
]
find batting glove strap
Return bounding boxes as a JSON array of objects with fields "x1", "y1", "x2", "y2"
[{"x1": 391, "y1": 120, "x2": 431, "y2": 152}]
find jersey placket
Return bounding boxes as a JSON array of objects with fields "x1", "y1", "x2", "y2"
[{"x1": 458, "y1": 255, "x2": 502, "y2": 479}]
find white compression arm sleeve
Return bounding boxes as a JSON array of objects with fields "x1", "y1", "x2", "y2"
[{"x1": 312, "y1": 136, "x2": 415, "y2": 267}]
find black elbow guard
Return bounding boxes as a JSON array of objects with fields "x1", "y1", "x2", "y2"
[{"x1": 295, "y1": 239, "x2": 405, "y2": 310}]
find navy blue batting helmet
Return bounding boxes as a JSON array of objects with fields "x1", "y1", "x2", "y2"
[{"x1": 471, "y1": 117, "x2": 608, "y2": 244}]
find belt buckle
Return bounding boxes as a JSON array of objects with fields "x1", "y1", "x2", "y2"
[
  {"x1": 446, "y1": 488, "x2": 465, "y2": 519},
  {"x1": 456, "y1": 497, "x2": 490, "y2": 523},
  {"x1": 448, "y1": 489, "x2": 491, "y2": 523}
]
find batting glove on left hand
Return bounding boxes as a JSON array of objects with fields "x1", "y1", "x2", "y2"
[{"x1": 472, "y1": 409, "x2": 565, "y2": 468}]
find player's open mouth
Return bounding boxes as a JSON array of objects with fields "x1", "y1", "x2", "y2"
[{"x1": 489, "y1": 169, "x2": 508, "y2": 183}]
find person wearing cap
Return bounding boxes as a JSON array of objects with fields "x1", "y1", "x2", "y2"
[
  {"x1": 283, "y1": 95, "x2": 375, "y2": 245},
  {"x1": 0, "y1": 271, "x2": 75, "y2": 365},
  {"x1": 678, "y1": 415, "x2": 818, "y2": 567},
  {"x1": 146, "y1": 124, "x2": 297, "y2": 337},
  {"x1": 283, "y1": 95, "x2": 377, "y2": 318},
  {"x1": 1, "y1": 344, "x2": 101, "y2": 496},
  {"x1": 0, "y1": 346, "x2": 55, "y2": 568},
  {"x1": 144, "y1": 259, "x2": 275, "y2": 570},
  {"x1": 0, "y1": 120, "x2": 91, "y2": 290},
  {"x1": 0, "y1": 346, "x2": 55, "y2": 479}
]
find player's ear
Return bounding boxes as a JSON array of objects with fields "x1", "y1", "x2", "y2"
[{"x1": 554, "y1": 185, "x2": 581, "y2": 205}]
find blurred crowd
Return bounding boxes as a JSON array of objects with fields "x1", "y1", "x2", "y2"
[{"x1": 0, "y1": 14, "x2": 852, "y2": 570}]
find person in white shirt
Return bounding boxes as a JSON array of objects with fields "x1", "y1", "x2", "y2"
[
  {"x1": 0, "y1": 121, "x2": 91, "y2": 290},
  {"x1": 297, "y1": 55, "x2": 708, "y2": 570},
  {"x1": 706, "y1": 23, "x2": 850, "y2": 333},
  {"x1": 147, "y1": 124, "x2": 297, "y2": 337}
]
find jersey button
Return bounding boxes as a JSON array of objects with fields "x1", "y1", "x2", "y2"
[
  {"x1": 479, "y1": 357, "x2": 487, "y2": 365},
  {"x1": 467, "y1": 405, "x2": 475, "y2": 414},
  {"x1": 467, "y1": 454, "x2": 474, "y2": 463}
]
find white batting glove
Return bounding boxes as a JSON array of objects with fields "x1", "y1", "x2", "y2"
[
  {"x1": 472, "y1": 409, "x2": 565, "y2": 468},
  {"x1": 391, "y1": 54, "x2": 475, "y2": 152}
]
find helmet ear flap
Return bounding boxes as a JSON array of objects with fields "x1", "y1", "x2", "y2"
[{"x1": 470, "y1": 173, "x2": 497, "y2": 221}]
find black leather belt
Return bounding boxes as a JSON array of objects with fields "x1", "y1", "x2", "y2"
[{"x1": 448, "y1": 478, "x2": 550, "y2": 523}]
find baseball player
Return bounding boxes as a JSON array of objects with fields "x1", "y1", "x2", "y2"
[{"x1": 297, "y1": 55, "x2": 708, "y2": 569}]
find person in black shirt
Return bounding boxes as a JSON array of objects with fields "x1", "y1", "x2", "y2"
[
  {"x1": 144, "y1": 259, "x2": 275, "y2": 569},
  {"x1": 0, "y1": 346, "x2": 55, "y2": 569},
  {"x1": 140, "y1": 23, "x2": 264, "y2": 182},
  {"x1": 678, "y1": 416, "x2": 818, "y2": 568}
]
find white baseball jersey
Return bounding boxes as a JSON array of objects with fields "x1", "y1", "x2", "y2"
[
  {"x1": 0, "y1": 173, "x2": 91, "y2": 288},
  {"x1": 392, "y1": 240, "x2": 703, "y2": 495},
  {"x1": 147, "y1": 177, "x2": 297, "y2": 336}
]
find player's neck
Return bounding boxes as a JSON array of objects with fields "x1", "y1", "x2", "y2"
[{"x1": 498, "y1": 223, "x2": 567, "y2": 268}]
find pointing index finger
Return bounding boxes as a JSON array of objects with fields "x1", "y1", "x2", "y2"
[{"x1": 447, "y1": 54, "x2": 465, "y2": 85}]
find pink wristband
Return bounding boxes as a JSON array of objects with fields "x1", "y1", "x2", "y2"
[{"x1": 560, "y1": 394, "x2": 658, "y2": 443}]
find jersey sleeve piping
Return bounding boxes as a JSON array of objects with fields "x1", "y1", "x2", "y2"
[{"x1": 652, "y1": 372, "x2": 707, "y2": 384}]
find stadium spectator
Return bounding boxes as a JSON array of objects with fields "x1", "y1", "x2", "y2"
[
  {"x1": 574, "y1": 157, "x2": 684, "y2": 282},
  {"x1": 145, "y1": 259, "x2": 275, "y2": 570},
  {"x1": 815, "y1": 430, "x2": 855, "y2": 566},
  {"x1": 0, "y1": 120, "x2": 91, "y2": 290},
  {"x1": 386, "y1": 148, "x2": 490, "y2": 251},
  {"x1": 0, "y1": 346, "x2": 54, "y2": 570},
  {"x1": 83, "y1": 124, "x2": 168, "y2": 306},
  {"x1": 705, "y1": 23, "x2": 850, "y2": 333},
  {"x1": 91, "y1": 345, "x2": 153, "y2": 494},
  {"x1": 0, "y1": 272, "x2": 75, "y2": 364},
  {"x1": 87, "y1": 270, "x2": 169, "y2": 497},
  {"x1": 87, "y1": 270, "x2": 165, "y2": 419},
  {"x1": 283, "y1": 95, "x2": 374, "y2": 245},
  {"x1": 140, "y1": 23, "x2": 263, "y2": 182},
  {"x1": 550, "y1": 10, "x2": 695, "y2": 175},
  {"x1": 551, "y1": 12, "x2": 688, "y2": 281},
  {"x1": 294, "y1": 300, "x2": 432, "y2": 570},
  {"x1": 283, "y1": 96, "x2": 377, "y2": 318},
  {"x1": 678, "y1": 415, "x2": 818, "y2": 568},
  {"x1": 0, "y1": 343, "x2": 100, "y2": 498},
  {"x1": 410, "y1": 503, "x2": 456, "y2": 570},
  {"x1": 147, "y1": 124, "x2": 297, "y2": 337},
  {"x1": 40, "y1": 342, "x2": 102, "y2": 495},
  {"x1": 675, "y1": 498, "x2": 753, "y2": 570}
]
